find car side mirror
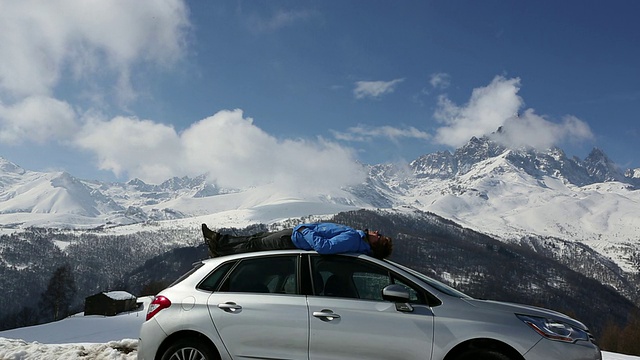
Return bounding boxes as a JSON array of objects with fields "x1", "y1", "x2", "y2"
[{"x1": 382, "y1": 284, "x2": 413, "y2": 312}]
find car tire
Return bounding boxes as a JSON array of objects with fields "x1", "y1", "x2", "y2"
[
  {"x1": 160, "y1": 338, "x2": 218, "y2": 360},
  {"x1": 455, "y1": 349, "x2": 512, "y2": 360}
]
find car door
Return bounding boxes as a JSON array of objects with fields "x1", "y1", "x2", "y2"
[
  {"x1": 207, "y1": 255, "x2": 309, "y2": 360},
  {"x1": 307, "y1": 255, "x2": 434, "y2": 360}
]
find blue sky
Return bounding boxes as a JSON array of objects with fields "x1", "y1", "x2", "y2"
[{"x1": 0, "y1": 0, "x2": 638, "y2": 188}]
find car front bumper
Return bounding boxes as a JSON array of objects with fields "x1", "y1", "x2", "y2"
[{"x1": 524, "y1": 339, "x2": 601, "y2": 360}]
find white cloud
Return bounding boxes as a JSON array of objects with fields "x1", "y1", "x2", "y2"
[
  {"x1": 0, "y1": 0, "x2": 189, "y2": 100},
  {"x1": 75, "y1": 109, "x2": 366, "y2": 191},
  {"x1": 433, "y1": 76, "x2": 593, "y2": 150},
  {"x1": 74, "y1": 115, "x2": 183, "y2": 181},
  {"x1": 493, "y1": 110, "x2": 594, "y2": 149},
  {"x1": 0, "y1": 0, "x2": 190, "y2": 149},
  {"x1": 332, "y1": 124, "x2": 430, "y2": 143},
  {"x1": 181, "y1": 110, "x2": 365, "y2": 191},
  {"x1": 354, "y1": 78, "x2": 405, "y2": 99},
  {"x1": 434, "y1": 76, "x2": 522, "y2": 147},
  {"x1": 248, "y1": 9, "x2": 316, "y2": 32},
  {"x1": 430, "y1": 72, "x2": 451, "y2": 89},
  {"x1": 0, "y1": 96, "x2": 78, "y2": 145}
]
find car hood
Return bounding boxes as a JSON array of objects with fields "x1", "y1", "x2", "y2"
[{"x1": 463, "y1": 298, "x2": 588, "y2": 330}]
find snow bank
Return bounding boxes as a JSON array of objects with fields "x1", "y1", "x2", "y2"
[{"x1": 0, "y1": 338, "x2": 137, "y2": 360}]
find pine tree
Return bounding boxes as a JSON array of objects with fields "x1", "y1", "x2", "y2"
[
  {"x1": 39, "y1": 264, "x2": 77, "y2": 321},
  {"x1": 597, "y1": 320, "x2": 620, "y2": 352},
  {"x1": 618, "y1": 310, "x2": 640, "y2": 356}
]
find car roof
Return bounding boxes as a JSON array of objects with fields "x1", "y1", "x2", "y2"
[{"x1": 200, "y1": 249, "x2": 370, "y2": 264}]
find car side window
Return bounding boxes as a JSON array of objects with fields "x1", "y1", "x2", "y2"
[
  {"x1": 311, "y1": 256, "x2": 390, "y2": 300},
  {"x1": 352, "y1": 271, "x2": 391, "y2": 301},
  {"x1": 219, "y1": 255, "x2": 298, "y2": 294},
  {"x1": 311, "y1": 255, "x2": 424, "y2": 303}
]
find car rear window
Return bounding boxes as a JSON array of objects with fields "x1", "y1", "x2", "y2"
[
  {"x1": 218, "y1": 255, "x2": 298, "y2": 294},
  {"x1": 165, "y1": 261, "x2": 206, "y2": 288},
  {"x1": 198, "y1": 261, "x2": 236, "y2": 292}
]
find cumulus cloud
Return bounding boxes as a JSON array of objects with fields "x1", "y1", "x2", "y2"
[
  {"x1": 332, "y1": 124, "x2": 430, "y2": 143},
  {"x1": 75, "y1": 115, "x2": 183, "y2": 181},
  {"x1": 0, "y1": 2, "x2": 364, "y2": 192},
  {"x1": 0, "y1": 96, "x2": 78, "y2": 145},
  {"x1": 0, "y1": 0, "x2": 189, "y2": 100},
  {"x1": 75, "y1": 110, "x2": 366, "y2": 191},
  {"x1": 354, "y1": 78, "x2": 404, "y2": 99},
  {"x1": 433, "y1": 76, "x2": 593, "y2": 150},
  {"x1": 493, "y1": 111, "x2": 594, "y2": 149},
  {"x1": 0, "y1": 0, "x2": 190, "y2": 151},
  {"x1": 434, "y1": 76, "x2": 522, "y2": 147}
]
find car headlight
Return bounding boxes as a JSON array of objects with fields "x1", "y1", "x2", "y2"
[{"x1": 516, "y1": 314, "x2": 589, "y2": 343}]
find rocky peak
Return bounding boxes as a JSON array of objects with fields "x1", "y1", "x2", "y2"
[
  {"x1": 625, "y1": 168, "x2": 640, "y2": 179},
  {"x1": 394, "y1": 135, "x2": 630, "y2": 188},
  {"x1": 584, "y1": 147, "x2": 625, "y2": 182},
  {"x1": 410, "y1": 151, "x2": 456, "y2": 179},
  {"x1": 454, "y1": 136, "x2": 507, "y2": 174}
]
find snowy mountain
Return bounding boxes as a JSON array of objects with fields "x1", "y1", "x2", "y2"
[
  {"x1": 362, "y1": 139, "x2": 640, "y2": 273},
  {"x1": 1, "y1": 135, "x2": 639, "y2": 274},
  {"x1": 0, "y1": 157, "x2": 366, "y2": 231}
]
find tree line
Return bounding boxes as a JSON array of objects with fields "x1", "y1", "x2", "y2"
[{"x1": 1, "y1": 264, "x2": 77, "y2": 330}]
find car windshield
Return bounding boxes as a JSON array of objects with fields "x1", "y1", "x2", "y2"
[{"x1": 385, "y1": 259, "x2": 473, "y2": 299}]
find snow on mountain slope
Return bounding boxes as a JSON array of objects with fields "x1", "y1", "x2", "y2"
[
  {"x1": 0, "y1": 137, "x2": 638, "y2": 272},
  {"x1": 0, "y1": 168, "x2": 125, "y2": 228},
  {"x1": 99, "y1": 185, "x2": 364, "y2": 236},
  {"x1": 145, "y1": 183, "x2": 364, "y2": 216},
  {"x1": 0, "y1": 157, "x2": 367, "y2": 231},
  {"x1": 426, "y1": 154, "x2": 637, "y2": 240},
  {"x1": 380, "y1": 151, "x2": 638, "y2": 271},
  {"x1": 387, "y1": 152, "x2": 640, "y2": 272}
]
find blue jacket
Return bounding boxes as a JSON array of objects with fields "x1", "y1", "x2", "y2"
[{"x1": 291, "y1": 223, "x2": 371, "y2": 255}]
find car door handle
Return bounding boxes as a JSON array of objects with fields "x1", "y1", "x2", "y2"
[
  {"x1": 218, "y1": 302, "x2": 242, "y2": 313},
  {"x1": 312, "y1": 309, "x2": 341, "y2": 321}
]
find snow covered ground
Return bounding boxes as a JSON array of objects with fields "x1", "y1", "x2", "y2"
[
  {"x1": 0, "y1": 296, "x2": 636, "y2": 360},
  {"x1": 0, "y1": 297, "x2": 151, "y2": 360}
]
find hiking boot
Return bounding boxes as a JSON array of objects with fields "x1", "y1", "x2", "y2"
[{"x1": 202, "y1": 223, "x2": 222, "y2": 257}]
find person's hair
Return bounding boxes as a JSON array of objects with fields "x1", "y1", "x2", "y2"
[{"x1": 370, "y1": 236, "x2": 393, "y2": 259}]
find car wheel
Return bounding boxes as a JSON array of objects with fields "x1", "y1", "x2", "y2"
[
  {"x1": 455, "y1": 349, "x2": 512, "y2": 360},
  {"x1": 160, "y1": 338, "x2": 218, "y2": 360}
]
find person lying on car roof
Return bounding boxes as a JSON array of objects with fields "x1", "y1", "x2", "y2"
[{"x1": 202, "y1": 222, "x2": 393, "y2": 259}]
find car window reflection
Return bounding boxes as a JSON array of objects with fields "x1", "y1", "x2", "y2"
[
  {"x1": 310, "y1": 255, "x2": 422, "y2": 303},
  {"x1": 218, "y1": 255, "x2": 298, "y2": 294}
]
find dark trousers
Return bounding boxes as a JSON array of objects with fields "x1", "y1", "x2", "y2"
[{"x1": 216, "y1": 229, "x2": 297, "y2": 256}]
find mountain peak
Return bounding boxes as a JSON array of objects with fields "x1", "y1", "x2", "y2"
[
  {"x1": 404, "y1": 137, "x2": 633, "y2": 188},
  {"x1": 0, "y1": 156, "x2": 26, "y2": 175},
  {"x1": 584, "y1": 147, "x2": 625, "y2": 182}
]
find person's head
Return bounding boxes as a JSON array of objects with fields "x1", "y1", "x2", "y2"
[{"x1": 365, "y1": 230, "x2": 393, "y2": 259}]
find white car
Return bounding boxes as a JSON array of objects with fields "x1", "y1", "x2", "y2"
[{"x1": 138, "y1": 250, "x2": 601, "y2": 360}]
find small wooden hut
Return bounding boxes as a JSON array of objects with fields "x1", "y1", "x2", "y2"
[{"x1": 84, "y1": 291, "x2": 137, "y2": 316}]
